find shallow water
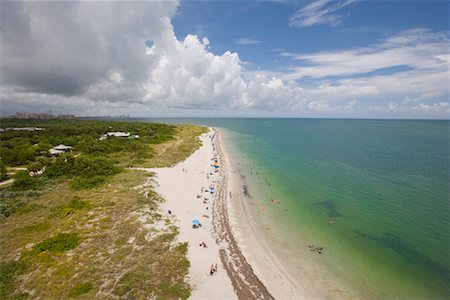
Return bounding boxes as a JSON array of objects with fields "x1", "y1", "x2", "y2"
[{"x1": 141, "y1": 118, "x2": 450, "y2": 298}]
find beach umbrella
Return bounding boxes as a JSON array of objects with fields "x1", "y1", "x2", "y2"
[{"x1": 192, "y1": 220, "x2": 201, "y2": 226}]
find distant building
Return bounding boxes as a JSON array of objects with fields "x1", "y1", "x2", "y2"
[
  {"x1": 99, "y1": 132, "x2": 140, "y2": 140},
  {"x1": 1, "y1": 127, "x2": 44, "y2": 131},
  {"x1": 15, "y1": 112, "x2": 29, "y2": 119},
  {"x1": 107, "y1": 131, "x2": 130, "y2": 137},
  {"x1": 57, "y1": 114, "x2": 76, "y2": 120},
  {"x1": 49, "y1": 149, "x2": 65, "y2": 156},
  {"x1": 49, "y1": 144, "x2": 73, "y2": 155},
  {"x1": 53, "y1": 144, "x2": 73, "y2": 151},
  {"x1": 14, "y1": 111, "x2": 76, "y2": 120}
]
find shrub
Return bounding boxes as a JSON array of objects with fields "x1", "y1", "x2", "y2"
[
  {"x1": 44, "y1": 156, "x2": 120, "y2": 188},
  {"x1": 70, "y1": 176, "x2": 108, "y2": 190},
  {"x1": 44, "y1": 156, "x2": 75, "y2": 179},
  {"x1": 12, "y1": 171, "x2": 41, "y2": 191},
  {"x1": 30, "y1": 233, "x2": 80, "y2": 255},
  {"x1": 27, "y1": 160, "x2": 45, "y2": 173}
]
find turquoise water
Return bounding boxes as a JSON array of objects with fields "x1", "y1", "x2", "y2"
[{"x1": 143, "y1": 118, "x2": 450, "y2": 298}]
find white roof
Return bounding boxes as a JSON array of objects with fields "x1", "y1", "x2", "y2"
[
  {"x1": 106, "y1": 132, "x2": 130, "y2": 137},
  {"x1": 53, "y1": 144, "x2": 73, "y2": 150},
  {"x1": 49, "y1": 149, "x2": 64, "y2": 155}
]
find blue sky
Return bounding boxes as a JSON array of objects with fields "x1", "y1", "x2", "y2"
[
  {"x1": 1, "y1": 0, "x2": 449, "y2": 118},
  {"x1": 173, "y1": 1, "x2": 449, "y2": 78}
]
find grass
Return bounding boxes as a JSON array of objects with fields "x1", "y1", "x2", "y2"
[
  {"x1": 0, "y1": 190, "x2": 42, "y2": 220},
  {"x1": 13, "y1": 222, "x2": 51, "y2": 233},
  {"x1": 138, "y1": 124, "x2": 207, "y2": 168},
  {"x1": 0, "y1": 123, "x2": 205, "y2": 299},
  {"x1": 68, "y1": 282, "x2": 93, "y2": 298},
  {"x1": 0, "y1": 260, "x2": 29, "y2": 299},
  {"x1": 50, "y1": 197, "x2": 91, "y2": 217}
]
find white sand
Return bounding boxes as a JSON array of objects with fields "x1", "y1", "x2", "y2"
[
  {"x1": 150, "y1": 129, "x2": 237, "y2": 299},
  {"x1": 141, "y1": 127, "x2": 312, "y2": 299}
]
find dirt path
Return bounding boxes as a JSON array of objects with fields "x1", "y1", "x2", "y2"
[{"x1": 0, "y1": 179, "x2": 14, "y2": 187}]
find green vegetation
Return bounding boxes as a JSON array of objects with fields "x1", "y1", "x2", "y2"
[
  {"x1": 0, "y1": 119, "x2": 176, "y2": 219},
  {"x1": 14, "y1": 222, "x2": 51, "y2": 233},
  {"x1": 68, "y1": 282, "x2": 93, "y2": 298},
  {"x1": 30, "y1": 233, "x2": 80, "y2": 255},
  {"x1": 12, "y1": 171, "x2": 41, "y2": 191},
  {"x1": 44, "y1": 156, "x2": 120, "y2": 190},
  {"x1": 0, "y1": 190, "x2": 41, "y2": 220},
  {"x1": 0, "y1": 161, "x2": 8, "y2": 181},
  {"x1": 0, "y1": 260, "x2": 29, "y2": 299},
  {"x1": 147, "y1": 124, "x2": 207, "y2": 168},
  {"x1": 51, "y1": 197, "x2": 91, "y2": 217},
  {"x1": 0, "y1": 119, "x2": 207, "y2": 299},
  {"x1": 0, "y1": 119, "x2": 174, "y2": 167}
]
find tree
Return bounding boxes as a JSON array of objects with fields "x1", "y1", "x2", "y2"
[{"x1": 12, "y1": 171, "x2": 39, "y2": 191}]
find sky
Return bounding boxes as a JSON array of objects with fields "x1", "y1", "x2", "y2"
[{"x1": 0, "y1": 0, "x2": 449, "y2": 119}]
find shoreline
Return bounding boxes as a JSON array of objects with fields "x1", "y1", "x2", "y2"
[
  {"x1": 215, "y1": 128, "x2": 311, "y2": 299},
  {"x1": 216, "y1": 128, "x2": 360, "y2": 299},
  {"x1": 212, "y1": 129, "x2": 274, "y2": 299},
  {"x1": 144, "y1": 127, "x2": 281, "y2": 299},
  {"x1": 143, "y1": 127, "x2": 308, "y2": 298}
]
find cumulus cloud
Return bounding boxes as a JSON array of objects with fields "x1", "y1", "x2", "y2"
[
  {"x1": 0, "y1": 1, "x2": 448, "y2": 119},
  {"x1": 144, "y1": 33, "x2": 248, "y2": 109},
  {"x1": 289, "y1": 0, "x2": 355, "y2": 28},
  {"x1": 0, "y1": 0, "x2": 178, "y2": 99}
]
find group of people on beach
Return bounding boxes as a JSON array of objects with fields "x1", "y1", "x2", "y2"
[
  {"x1": 209, "y1": 263, "x2": 218, "y2": 275},
  {"x1": 195, "y1": 132, "x2": 221, "y2": 277}
]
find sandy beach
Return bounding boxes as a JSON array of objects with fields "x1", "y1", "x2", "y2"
[{"x1": 144, "y1": 128, "x2": 303, "y2": 299}]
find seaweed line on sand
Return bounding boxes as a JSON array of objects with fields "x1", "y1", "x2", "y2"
[{"x1": 211, "y1": 129, "x2": 273, "y2": 300}]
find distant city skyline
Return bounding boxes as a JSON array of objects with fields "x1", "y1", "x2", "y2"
[{"x1": 0, "y1": 0, "x2": 449, "y2": 119}]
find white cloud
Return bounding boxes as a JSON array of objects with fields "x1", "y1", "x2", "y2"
[
  {"x1": 143, "y1": 33, "x2": 248, "y2": 109},
  {"x1": 289, "y1": 0, "x2": 355, "y2": 28},
  {"x1": 282, "y1": 29, "x2": 449, "y2": 79},
  {"x1": 0, "y1": 2, "x2": 448, "y2": 119},
  {"x1": 234, "y1": 38, "x2": 263, "y2": 45},
  {"x1": 383, "y1": 101, "x2": 450, "y2": 116}
]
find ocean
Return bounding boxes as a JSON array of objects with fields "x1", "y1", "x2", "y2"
[{"x1": 141, "y1": 118, "x2": 449, "y2": 298}]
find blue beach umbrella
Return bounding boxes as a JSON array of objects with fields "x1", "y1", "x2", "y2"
[{"x1": 192, "y1": 220, "x2": 201, "y2": 226}]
